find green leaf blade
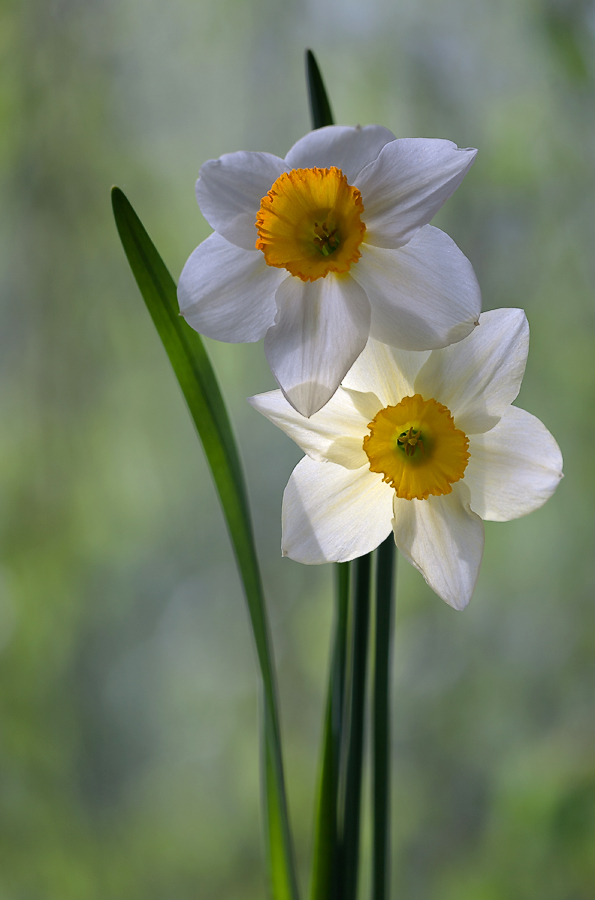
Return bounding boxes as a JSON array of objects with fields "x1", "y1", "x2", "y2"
[
  {"x1": 111, "y1": 189, "x2": 243, "y2": 493},
  {"x1": 305, "y1": 50, "x2": 334, "y2": 129},
  {"x1": 111, "y1": 187, "x2": 299, "y2": 900}
]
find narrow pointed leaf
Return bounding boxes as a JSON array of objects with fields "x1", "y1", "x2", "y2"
[
  {"x1": 111, "y1": 187, "x2": 299, "y2": 900},
  {"x1": 310, "y1": 693, "x2": 336, "y2": 900},
  {"x1": 306, "y1": 50, "x2": 334, "y2": 129},
  {"x1": 264, "y1": 715, "x2": 298, "y2": 900}
]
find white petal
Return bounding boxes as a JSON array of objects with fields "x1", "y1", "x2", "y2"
[
  {"x1": 465, "y1": 406, "x2": 563, "y2": 522},
  {"x1": 392, "y1": 483, "x2": 484, "y2": 610},
  {"x1": 282, "y1": 457, "x2": 394, "y2": 564},
  {"x1": 178, "y1": 233, "x2": 282, "y2": 342},
  {"x1": 354, "y1": 138, "x2": 477, "y2": 249},
  {"x1": 414, "y1": 308, "x2": 529, "y2": 435},
  {"x1": 264, "y1": 274, "x2": 371, "y2": 417},
  {"x1": 342, "y1": 338, "x2": 430, "y2": 407},
  {"x1": 249, "y1": 386, "x2": 376, "y2": 468},
  {"x1": 284, "y1": 125, "x2": 397, "y2": 184},
  {"x1": 352, "y1": 226, "x2": 480, "y2": 350},
  {"x1": 196, "y1": 151, "x2": 288, "y2": 250}
]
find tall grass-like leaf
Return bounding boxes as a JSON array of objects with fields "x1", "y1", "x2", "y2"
[
  {"x1": 306, "y1": 49, "x2": 334, "y2": 129},
  {"x1": 304, "y1": 49, "x2": 348, "y2": 900},
  {"x1": 111, "y1": 188, "x2": 299, "y2": 900}
]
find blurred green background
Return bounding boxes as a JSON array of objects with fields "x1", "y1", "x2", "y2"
[{"x1": 1, "y1": 0, "x2": 594, "y2": 897}]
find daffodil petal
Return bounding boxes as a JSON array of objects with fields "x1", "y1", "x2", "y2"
[
  {"x1": 342, "y1": 338, "x2": 430, "y2": 408},
  {"x1": 178, "y1": 233, "x2": 282, "y2": 342},
  {"x1": 264, "y1": 273, "x2": 371, "y2": 417},
  {"x1": 465, "y1": 406, "x2": 563, "y2": 521},
  {"x1": 196, "y1": 151, "x2": 288, "y2": 250},
  {"x1": 284, "y1": 125, "x2": 397, "y2": 184},
  {"x1": 282, "y1": 457, "x2": 394, "y2": 564},
  {"x1": 248, "y1": 386, "x2": 375, "y2": 468},
  {"x1": 355, "y1": 138, "x2": 477, "y2": 249},
  {"x1": 392, "y1": 483, "x2": 484, "y2": 610},
  {"x1": 414, "y1": 308, "x2": 529, "y2": 435},
  {"x1": 352, "y1": 226, "x2": 480, "y2": 351}
]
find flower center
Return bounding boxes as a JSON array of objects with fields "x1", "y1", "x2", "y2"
[
  {"x1": 363, "y1": 394, "x2": 470, "y2": 501},
  {"x1": 255, "y1": 167, "x2": 366, "y2": 282}
]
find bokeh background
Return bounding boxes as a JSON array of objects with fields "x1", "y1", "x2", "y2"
[{"x1": 2, "y1": 0, "x2": 594, "y2": 896}]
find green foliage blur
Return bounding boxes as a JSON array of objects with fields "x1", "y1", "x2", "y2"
[{"x1": 1, "y1": 0, "x2": 594, "y2": 897}]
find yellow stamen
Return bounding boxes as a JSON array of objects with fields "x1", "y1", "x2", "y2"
[
  {"x1": 255, "y1": 167, "x2": 366, "y2": 282},
  {"x1": 363, "y1": 394, "x2": 469, "y2": 501}
]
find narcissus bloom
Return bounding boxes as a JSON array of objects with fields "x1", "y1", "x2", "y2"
[
  {"x1": 249, "y1": 309, "x2": 563, "y2": 609},
  {"x1": 178, "y1": 125, "x2": 481, "y2": 417}
]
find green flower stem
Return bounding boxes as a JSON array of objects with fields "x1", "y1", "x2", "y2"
[
  {"x1": 333, "y1": 562, "x2": 351, "y2": 788},
  {"x1": 309, "y1": 561, "x2": 350, "y2": 900},
  {"x1": 372, "y1": 537, "x2": 397, "y2": 900},
  {"x1": 340, "y1": 552, "x2": 372, "y2": 900}
]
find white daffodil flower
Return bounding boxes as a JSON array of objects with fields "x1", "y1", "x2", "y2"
[
  {"x1": 178, "y1": 125, "x2": 482, "y2": 417},
  {"x1": 249, "y1": 308, "x2": 563, "y2": 609}
]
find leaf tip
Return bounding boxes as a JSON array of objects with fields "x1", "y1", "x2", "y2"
[
  {"x1": 304, "y1": 49, "x2": 334, "y2": 130},
  {"x1": 111, "y1": 186, "x2": 127, "y2": 220}
]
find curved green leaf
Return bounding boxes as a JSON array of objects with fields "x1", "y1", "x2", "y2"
[{"x1": 111, "y1": 187, "x2": 299, "y2": 900}]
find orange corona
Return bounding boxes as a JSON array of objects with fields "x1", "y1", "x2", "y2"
[
  {"x1": 255, "y1": 167, "x2": 366, "y2": 282},
  {"x1": 363, "y1": 394, "x2": 470, "y2": 501}
]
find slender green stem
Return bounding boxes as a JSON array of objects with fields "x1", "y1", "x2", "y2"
[
  {"x1": 340, "y1": 553, "x2": 372, "y2": 900},
  {"x1": 310, "y1": 562, "x2": 350, "y2": 900},
  {"x1": 372, "y1": 538, "x2": 396, "y2": 900},
  {"x1": 330, "y1": 562, "x2": 351, "y2": 900},
  {"x1": 332, "y1": 562, "x2": 350, "y2": 768}
]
